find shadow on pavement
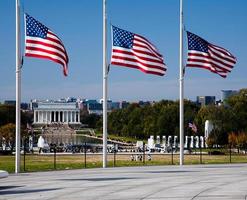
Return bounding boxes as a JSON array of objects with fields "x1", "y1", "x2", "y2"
[
  {"x1": 0, "y1": 186, "x2": 23, "y2": 190},
  {"x1": 146, "y1": 170, "x2": 198, "y2": 173},
  {"x1": 0, "y1": 187, "x2": 62, "y2": 195},
  {"x1": 59, "y1": 177, "x2": 138, "y2": 181}
]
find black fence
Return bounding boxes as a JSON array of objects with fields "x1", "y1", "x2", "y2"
[{"x1": 1, "y1": 140, "x2": 247, "y2": 173}]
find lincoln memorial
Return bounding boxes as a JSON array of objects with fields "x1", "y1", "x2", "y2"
[{"x1": 33, "y1": 101, "x2": 80, "y2": 124}]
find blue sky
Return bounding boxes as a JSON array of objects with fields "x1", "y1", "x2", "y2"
[{"x1": 0, "y1": 0, "x2": 246, "y2": 103}]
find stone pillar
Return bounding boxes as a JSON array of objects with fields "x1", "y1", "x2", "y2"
[
  {"x1": 77, "y1": 112, "x2": 80, "y2": 123},
  {"x1": 70, "y1": 111, "x2": 73, "y2": 123},
  {"x1": 67, "y1": 111, "x2": 69, "y2": 123},
  {"x1": 42, "y1": 111, "x2": 44, "y2": 123},
  {"x1": 40, "y1": 111, "x2": 42, "y2": 123},
  {"x1": 63, "y1": 111, "x2": 66, "y2": 122},
  {"x1": 41, "y1": 111, "x2": 43, "y2": 123},
  {"x1": 54, "y1": 111, "x2": 56, "y2": 122},
  {"x1": 38, "y1": 111, "x2": 40, "y2": 123},
  {"x1": 34, "y1": 111, "x2": 36, "y2": 123},
  {"x1": 58, "y1": 111, "x2": 60, "y2": 122},
  {"x1": 46, "y1": 111, "x2": 48, "y2": 123},
  {"x1": 50, "y1": 111, "x2": 52, "y2": 123},
  {"x1": 74, "y1": 112, "x2": 76, "y2": 123}
]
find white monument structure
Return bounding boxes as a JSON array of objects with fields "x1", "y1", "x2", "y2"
[
  {"x1": 190, "y1": 136, "x2": 194, "y2": 148},
  {"x1": 156, "y1": 136, "x2": 160, "y2": 144},
  {"x1": 200, "y1": 136, "x2": 204, "y2": 148},
  {"x1": 195, "y1": 136, "x2": 199, "y2": 148},
  {"x1": 148, "y1": 135, "x2": 155, "y2": 150},
  {"x1": 37, "y1": 136, "x2": 45, "y2": 149},
  {"x1": 205, "y1": 120, "x2": 213, "y2": 138},
  {"x1": 174, "y1": 136, "x2": 178, "y2": 148},
  {"x1": 162, "y1": 136, "x2": 166, "y2": 147},
  {"x1": 33, "y1": 101, "x2": 80, "y2": 124},
  {"x1": 2, "y1": 137, "x2": 6, "y2": 150},
  {"x1": 184, "y1": 136, "x2": 188, "y2": 148},
  {"x1": 167, "y1": 136, "x2": 172, "y2": 147}
]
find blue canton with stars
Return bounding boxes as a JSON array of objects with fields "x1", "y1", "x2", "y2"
[
  {"x1": 187, "y1": 31, "x2": 209, "y2": 53},
  {"x1": 26, "y1": 14, "x2": 48, "y2": 39},
  {"x1": 112, "y1": 26, "x2": 134, "y2": 49}
]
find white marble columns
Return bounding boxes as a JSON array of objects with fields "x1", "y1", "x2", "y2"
[{"x1": 34, "y1": 110, "x2": 80, "y2": 124}]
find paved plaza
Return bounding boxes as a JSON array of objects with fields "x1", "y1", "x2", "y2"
[{"x1": 0, "y1": 164, "x2": 247, "y2": 200}]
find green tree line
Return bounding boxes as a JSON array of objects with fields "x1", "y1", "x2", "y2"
[
  {"x1": 0, "y1": 104, "x2": 32, "y2": 147},
  {"x1": 98, "y1": 88, "x2": 247, "y2": 146},
  {"x1": 0, "y1": 88, "x2": 246, "y2": 147}
]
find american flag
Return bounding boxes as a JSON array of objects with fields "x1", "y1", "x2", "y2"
[
  {"x1": 189, "y1": 122, "x2": 197, "y2": 133},
  {"x1": 25, "y1": 14, "x2": 69, "y2": 76},
  {"x1": 186, "y1": 31, "x2": 236, "y2": 78},
  {"x1": 111, "y1": 26, "x2": 167, "y2": 76}
]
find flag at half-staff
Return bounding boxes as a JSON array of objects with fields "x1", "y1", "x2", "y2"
[
  {"x1": 111, "y1": 26, "x2": 167, "y2": 76},
  {"x1": 25, "y1": 14, "x2": 69, "y2": 76},
  {"x1": 186, "y1": 31, "x2": 236, "y2": 78}
]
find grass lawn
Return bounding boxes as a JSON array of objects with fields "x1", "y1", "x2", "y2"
[{"x1": 1, "y1": 153, "x2": 247, "y2": 174}]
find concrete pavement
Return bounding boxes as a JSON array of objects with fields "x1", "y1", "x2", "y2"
[{"x1": 0, "y1": 164, "x2": 247, "y2": 200}]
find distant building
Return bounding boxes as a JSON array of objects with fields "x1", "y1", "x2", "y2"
[
  {"x1": 30, "y1": 100, "x2": 38, "y2": 111},
  {"x1": 33, "y1": 100, "x2": 80, "y2": 125},
  {"x1": 87, "y1": 103, "x2": 103, "y2": 115},
  {"x1": 221, "y1": 90, "x2": 238, "y2": 103},
  {"x1": 196, "y1": 96, "x2": 215, "y2": 106},
  {"x1": 138, "y1": 101, "x2": 151, "y2": 107},
  {"x1": 4, "y1": 100, "x2": 29, "y2": 110},
  {"x1": 120, "y1": 101, "x2": 130, "y2": 109},
  {"x1": 66, "y1": 97, "x2": 78, "y2": 103},
  {"x1": 4, "y1": 100, "x2": 16, "y2": 106},
  {"x1": 81, "y1": 99, "x2": 102, "y2": 115},
  {"x1": 109, "y1": 102, "x2": 120, "y2": 110}
]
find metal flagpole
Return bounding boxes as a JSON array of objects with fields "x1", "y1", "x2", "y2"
[
  {"x1": 15, "y1": 0, "x2": 21, "y2": 174},
  {"x1": 179, "y1": 0, "x2": 184, "y2": 166},
  {"x1": 102, "y1": 0, "x2": 108, "y2": 168}
]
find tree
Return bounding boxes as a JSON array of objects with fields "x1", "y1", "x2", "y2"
[
  {"x1": 206, "y1": 134, "x2": 216, "y2": 148},
  {"x1": 127, "y1": 106, "x2": 144, "y2": 138},
  {"x1": 184, "y1": 100, "x2": 200, "y2": 136},
  {"x1": 142, "y1": 105, "x2": 157, "y2": 138},
  {"x1": 0, "y1": 104, "x2": 33, "y2": 127},
  {"x1": 80, "y1": 113, "x2": 101, "y2": 128},
  {"x1": 195, "y1": 105, "x2": 234, "y2": 145},
  {"x1": 156, "y1": 103, "x2": 179, "y2": 136},
  {"x1": 236, "y1": 132, "x2": 247, "y2": 151},
  {"x1": 227, "y1": 88, "x2": 247, "y2": 132},
  {"x1": 0, "y1": 123, "x2": 16, "y2": 151},
  {"x1": 0, "y1": 105, "x2": 15, "y2": 126},
  {"x1": 228, "y1": 132, "x2": 237, "y2": 147}
]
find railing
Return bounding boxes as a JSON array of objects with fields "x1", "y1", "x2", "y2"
[{"x1": 0, "y1": 140, "x2": 247, "y2": 173}]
